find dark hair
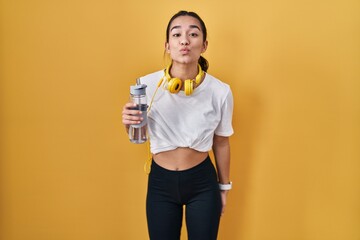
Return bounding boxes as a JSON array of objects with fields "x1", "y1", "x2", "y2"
[{"x1": 166, "y1": 10, "x2": 209, "y2": 72}]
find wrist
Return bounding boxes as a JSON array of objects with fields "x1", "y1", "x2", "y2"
[{"x1": 218, "y1": 181, "x2": 232, "y2": 191}]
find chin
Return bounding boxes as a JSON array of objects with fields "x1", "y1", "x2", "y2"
[{"x1": 173, "y1": 58, "x2": 197, "y2": 65}]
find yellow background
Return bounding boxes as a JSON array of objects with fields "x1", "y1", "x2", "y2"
[{"x1": 1, "y1": 0, "x2": 359, "y2": 239}]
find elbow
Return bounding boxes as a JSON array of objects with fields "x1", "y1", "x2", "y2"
[{"x1": 213, "y1": 135, "x2": 230, "y2": 148}]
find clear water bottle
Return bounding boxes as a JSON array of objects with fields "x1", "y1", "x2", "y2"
[{"x1": 129, "y1": 80, "x2": 148, "y2": 144}]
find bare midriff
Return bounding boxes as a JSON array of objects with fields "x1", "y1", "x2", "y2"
[{"x1": 153, "y1": 147, "x2": 209, "y2": 171}]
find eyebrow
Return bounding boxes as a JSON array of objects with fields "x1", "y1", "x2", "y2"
[{"x1": 170, "y1": 25, "x2": 201, "y2": 31}]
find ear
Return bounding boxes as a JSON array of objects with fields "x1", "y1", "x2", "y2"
[
  {"x1": 201, "y1": 40, "x2": 208, "y2": 53},
  {"x1": 165, "y1": 42, "x2": 170, "y2": 53}
]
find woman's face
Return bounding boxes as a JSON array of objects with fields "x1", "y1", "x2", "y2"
[{"x1": 166, "y1": 16, "x2": 208, "y2": 65}]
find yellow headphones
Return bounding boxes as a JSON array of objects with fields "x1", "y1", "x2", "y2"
[{"x1": 163, "y1": 62, "x2": 204, "y2": 96}]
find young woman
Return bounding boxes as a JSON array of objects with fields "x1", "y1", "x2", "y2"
[{"x1": 122, "y1": 10, "x2": 234, "y2": 240}]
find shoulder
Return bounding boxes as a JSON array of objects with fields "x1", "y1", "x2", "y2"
[
  {"x1": 204, "y1": 72, "x2": 232, "y2": 96},
  {"x1": 139, "y1": 69, "x2": 164, "y2": 86}
]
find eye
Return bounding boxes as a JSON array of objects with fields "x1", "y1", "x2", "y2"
[
  {"x1": 172, "y1": 33, "x2": 181, "y2": 37},
  {"x1": 189, "y1": 33, "x2": 199, "y2": 37}
]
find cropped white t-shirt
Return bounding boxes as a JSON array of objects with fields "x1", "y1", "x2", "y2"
[{"x1": 139, "y1": 70, "x2": 234, "y2": 154}]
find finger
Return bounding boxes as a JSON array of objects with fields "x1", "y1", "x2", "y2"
[
  {"x1": 122, "y1": 114, "x2": 143, "y2": 125},
  {"x1": 221, "y1": 204, "x2": 226, "y2": 216},
  {"x1": 122, "y1": 110, "x2": 142, "y2": 118},
  {"x1": 122, "y1": 112, "x2": 143, "y2": 121},
  {"x1": 122, "y1": 108, "x2": 142, "y2": 117},
  {"x1": 125, "y1": 102, "x2": 136, "y2": 107},
  {"x1": 123, "y1": 103, "x2": 136, "y2": 112}
]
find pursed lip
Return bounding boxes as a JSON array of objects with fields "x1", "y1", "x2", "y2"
[{"x1": 180, "y1": 48, "x2": 190, "y2": 53}]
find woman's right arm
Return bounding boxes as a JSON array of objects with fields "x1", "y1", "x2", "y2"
[{"x1": 122, "y1": 102, "x2": 144, "y2": 133}]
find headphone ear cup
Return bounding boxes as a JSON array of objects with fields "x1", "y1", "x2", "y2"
[
  {"x1": 167, "y1": 78, "x2": 182, "y2": 94},
  {"x1": 184, "y1": 80, "x2": 194, "y2": 96}
]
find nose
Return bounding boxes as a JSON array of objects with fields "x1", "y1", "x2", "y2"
[{"x1": 180, "y1": 37, "x2": 189, "y2": 45}]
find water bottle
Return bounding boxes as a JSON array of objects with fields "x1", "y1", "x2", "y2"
[{"x1": 129, "y1": 79, "x2": 148, "y2": 144}]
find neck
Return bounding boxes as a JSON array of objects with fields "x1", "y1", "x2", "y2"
[{"x1": 170, "y1": 62, "x2": 199, "y2": 80}]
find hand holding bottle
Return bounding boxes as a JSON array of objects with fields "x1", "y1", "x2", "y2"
[
  {"x1": 122, "y1": 102, "x2": 144, "y2": 126},
  {"x1": 123, "y1": 82, "x2": 148, "y2": 144}
]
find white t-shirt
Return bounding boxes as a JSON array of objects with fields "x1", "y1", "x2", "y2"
[{"x1": 139, "y1": 70, "x2": 234, "y2": 154}]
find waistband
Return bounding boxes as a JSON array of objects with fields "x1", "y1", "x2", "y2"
[{"x1": 151, "y1": 155, "x2": 212, "y2": 175}]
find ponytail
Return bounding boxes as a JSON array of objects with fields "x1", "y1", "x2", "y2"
[{"x1": 198, "y1": 55, "x2": 209, "y2": 72}]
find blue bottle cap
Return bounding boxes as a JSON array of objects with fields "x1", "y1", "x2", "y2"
[{"x1": 130, "y1": 84, "x2": 147, "y2": 95}]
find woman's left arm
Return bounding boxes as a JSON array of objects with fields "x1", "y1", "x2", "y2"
[{"x1": 212, "y1": 134, "x2": 231, "y2": 215}]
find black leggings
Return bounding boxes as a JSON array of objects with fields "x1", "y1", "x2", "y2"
[{"x1": 146, "y1": 156, "x2": 222, "y2": 240}]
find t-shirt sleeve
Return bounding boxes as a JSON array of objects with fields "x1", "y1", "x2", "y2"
[{"x1": 214, "y1": 87, "x2": 234, "y2": 136}]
